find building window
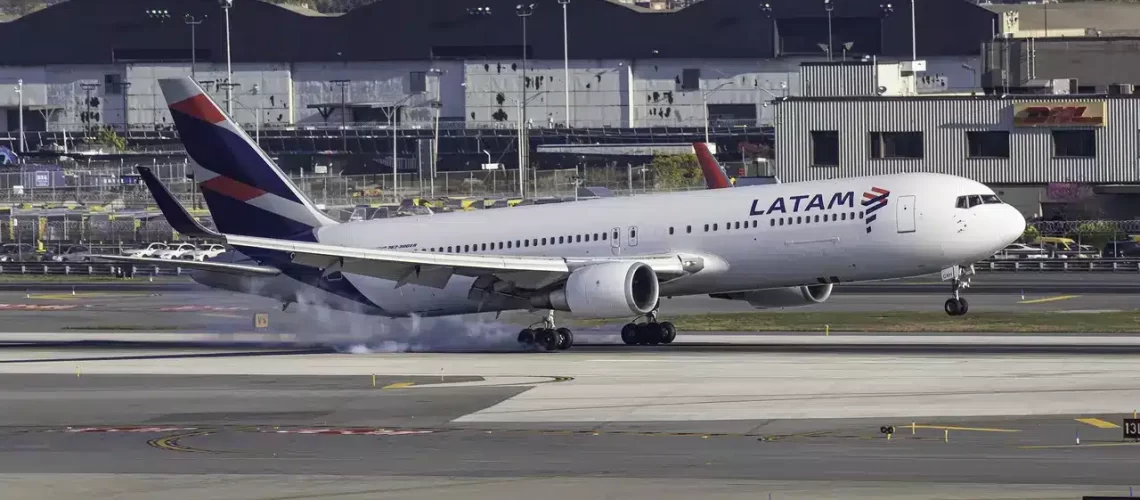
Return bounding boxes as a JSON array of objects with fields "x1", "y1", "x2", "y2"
[
  {"x1": 810, "y1": 130, "x2": 839, "y2": 166},
  {"x1": 680, "y1": 68, "x2": 701, "y2": 91},
  {"x1": 966, "y1": 131, "x2": 1010, "y2": 158},
  {"x1": 1052, "y1": 130, "x2": 1095, "y2": 158},
  {"x1": 409, "y1": 71, "x2": 427, "y2": 93},
  {"x1": 869, "y1": 131, "x2": 923, "y2": 159}
]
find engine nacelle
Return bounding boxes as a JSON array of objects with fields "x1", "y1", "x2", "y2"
[
  {"x1": 531, "y1": 261, "x2": 660, "y2": 318},
  {"x1": 709, "y1": 283, "x2": 833, "y2": 309}
]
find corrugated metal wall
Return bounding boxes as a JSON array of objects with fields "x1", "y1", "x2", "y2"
[
  {"x1": 774, "y1": 96, "x2": 1140, "y2": 184},
  {"x1": 800, "y1": 64, "x2": 876, "y2": 97}
]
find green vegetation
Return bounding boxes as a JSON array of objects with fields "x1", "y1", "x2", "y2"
[
  {"x1": 1074, "y1": 221, "x2": 1117, "y2": 250},
  {"x1": 647, "y1": 153, "x2": 704, "y2": 190},
  {"x1": 0, "y1": 275, "x2": 190, "y2": 282},
  {"x1": 573, "y1": 311, "x2": 1140, "y2": 333}
]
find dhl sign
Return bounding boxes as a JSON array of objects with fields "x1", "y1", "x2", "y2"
[{"x1": 1012, "y1": 101, "x2": 1106, "y2": 127}]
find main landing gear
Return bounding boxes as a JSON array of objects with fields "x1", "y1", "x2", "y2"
[
  {"x1": 944, "y1": 264, "x2": 974, "y2": 316},
  {"x1": 620, "y1": 309, "x2": 677, "y2": 346},
  {"x1": 517, "y1": 311, "x2": 573, "y2": 351}
]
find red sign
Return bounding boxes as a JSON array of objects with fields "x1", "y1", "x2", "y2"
[{"x1": 1013, "y1": 103, "x2": 1105, "y2": 127}]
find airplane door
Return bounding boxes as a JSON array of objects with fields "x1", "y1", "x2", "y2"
[
  {"x1": 610, "y1": 227, "x2": 621, "y2": 255},
  {"x1": 628, "y1": 226, "x2": 639, "y2": 247},
  {"x1": 897, "y1": 195, "x2": 916, "y2": 233}
]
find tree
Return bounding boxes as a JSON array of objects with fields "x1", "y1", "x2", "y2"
[
  {"x1": 1073, "y1": 221, "x2": 1117, "y2": 250},
  {"x1": 93, "y1": 126, "x2": 126, "y2": 151},
  {"x1": 647, "y1": 154, "x2": 702, "y2": 190}
]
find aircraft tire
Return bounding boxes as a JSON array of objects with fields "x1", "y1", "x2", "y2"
[
  {"x1": 538, "y1": 329, "x2": 560, "y2": 351},
  {"x1": 556, "y1": 328, "x2": 574, "y2": 350},
  {"x1": 518, "y1": 329, "x2": 535, "y2": 345},
  {"x1": 660, "y1": 322, "x2": 677, "y2": 344},
  {"x1": 621, "y1": 323, "x2": 639, "y2": 345}
]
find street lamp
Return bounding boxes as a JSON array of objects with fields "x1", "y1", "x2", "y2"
[
  {"x1": 388, "y1": 93, "x2": 419, "y2": 203},
  {"x1": 184, "y1": 14, "x2": 204, "y2": 80},
  {"x1": 220, "y1": 0, "x2": 233, "y2": 115},
  {"x1": 250, "y1": 83, "x2": 261, "y2": 145},
  {"x1": 330, "y1": 79, "x2": 350, "y2": 152},
  {"x1": 14, "y1": 79, "x2": 23, "y2": 153},
  {"x1": 824, "y1": 0, "x2": 834, "y2": 62},
  {"x1": 557, "y1": 0, "x2": 570, "y2": 128},
  {"x1": 700, "y1": 81, "x2": 733, "y2": 144},
  {"x1": 516, "y1": 3, "x2": 534, "y2": 182}
]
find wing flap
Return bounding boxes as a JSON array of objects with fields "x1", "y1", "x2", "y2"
[{"x1": 95, "y1": 255, "x2": 281, "y2": 277}]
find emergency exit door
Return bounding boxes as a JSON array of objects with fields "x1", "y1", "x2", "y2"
[{"x1": 896, "y1": 195, "x2": 916, "y2": 233}]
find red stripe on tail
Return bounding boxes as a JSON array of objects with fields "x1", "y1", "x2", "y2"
[
  {"x1": 692, "y1": 142, "x2": 733, "y2": 189},
  {"x1": 201, "y1": 176, "x2": 267, "y2": 202},
  {"x1": 169, "y1": 94, "x2": 226, "y2": 124}
]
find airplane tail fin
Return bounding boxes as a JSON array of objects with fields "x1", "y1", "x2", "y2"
[
  {"x1": 157, "y1": 77, "x2": 336, "y2": 242},
  {"x1": 693, "y1": 142, "x2": 733, "y2": 189},
  {"x1": 136, "y1": 166, "x2": 222, "y2": 240}
]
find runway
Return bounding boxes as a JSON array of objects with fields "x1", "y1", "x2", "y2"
[{"x1": 1, "y1": 332, "x2": 1140, "y2": 499}]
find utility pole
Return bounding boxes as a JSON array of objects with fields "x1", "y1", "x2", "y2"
[
  {"x1": 910, "y1": 0, "x2": 917, "y2": 61},
  {"x1": 80, "y1": 82, "x2": 100, "y2": 134},
  {"x1": 331, "y1": 79, "x2": 350, "y2": 152},
  {"x1": 516, "y1": 3, "x2": 534, "y2": 193},
  {"x1": 558, "y1": 0, "x2": 570, "y2": 128},
  {"x1": 184, "y1": 14, "x2": 204, "y2": 80},
  {"x1": 824, "y1": 0, "x2": 834, "y2": 62},
  {"x1": 15, "y1": 79, "x2": 24, "y2": 153},
  {"x1": 220, "y1": 0, "x2": 234, "y2": 115}
]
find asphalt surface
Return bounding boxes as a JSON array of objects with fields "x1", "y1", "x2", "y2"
[{"x1": 0, "y1": 348, "x2": 1139, "y2": 499}]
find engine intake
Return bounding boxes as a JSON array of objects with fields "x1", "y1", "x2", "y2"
[
  {"x1": 532, "y1": 261, "x2": 659, "y2": 318},
  {"x1": 709, "y1": 283, "x2": 833, "y2": 309}
]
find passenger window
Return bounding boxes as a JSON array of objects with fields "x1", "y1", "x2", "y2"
[
  {"x1": 669, "y1": 227, "x2": 674, "y2": 235},
  {"x1": 734, "y1": 221, "x2": 740, "y2": 229},
  {"x1": 576, "y1": 235, "x2": 582, "y2": 242},
  {"x1": 507, "y1": 241, "x2": 512, "y2": 249},
  {"x1": 841, "y1": 213, "x2": 846, "y2": 221},
  {"x1": 726, "y1": 222, "x2": 731, "y2": 231},
  {"x1": 447, "y1": 246, "x2": 453, "y2": 252},
  {"x1": 602, "y1": 233, "x2": 607, "y2": 241},
  {"x1": 629, "y1": 228, "x2": 636, "y2": 239},
  {"x1": 540, "y1": 238, "x2": 545, "y2": 245},
  {"x1": 686, "y1": 225, "x2": 692, "y2": 233},
  {"x1": 558, "y1": 236, "x2": 563, "y2": 244},
  {"x1": 770, "y1": 219, "x2": 775, "y2": 227},
  {"x1": 713, "y1": 223, "x2": 719, "y2": 231},
  {"x1": 796, "y1": 216, "x2": 802, "y2": 224},
  {"x1": 752, "y1": 220, "x2": 757, "y2": 228},
  {"x1": 524, "y1": 240, "x2": 530, "y2": 247},
  {"x1": 858, "y1": 212, "x2": 864, "y2": 219},
  {"x1": 779, "y1": 218, "x2": 784, "y2": 226},
  {"x1": 612, "y1": 229, "x2": 619, "y2": 240}
]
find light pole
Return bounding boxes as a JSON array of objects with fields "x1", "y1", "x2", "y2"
[
  {"x1": 824, "y1": 0, "x2": 834, "y2": 62},
  {"x1": 558, "y1": 0, "x2": 570, "y2": 128},
  {"x1": 701, "y1": 81, "x2": 732, "y2": 144},
  {"x1": 330, "y1": 79, "x2": 350, "y2": 152},
  {"x1": 15, "y1": 79, "x2": 24, "y2": 153},
  {"x1": 516, "y1": 3, "x2": 534, "y2": 187},
  {"x1": 910, "y1": 0, "x2": 917, "y2": 61},
  {"x1": 388, "y1": 94, "x2": 417, "y2": 203},
  {"x1": 80, "y1": 82, "x2": 100, "y2": 133},
  {"x1": 220, "y1": 0, "x2": 233, "y2": 115},
  {"x1": 250, "y1": 84, "x2": 261, "y2": 145},
  {"x1": 184, "y1": 14, "x2": 204, "y2": 80}
]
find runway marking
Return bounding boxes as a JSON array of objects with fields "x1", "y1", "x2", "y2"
[
  {"x1": 159, "y1": 306, "x2": 250, "y2": 312},
  {"x1": 29, "y1": 292, "x2": 153, "y2": 300},
  {"x1": 0, "y1": 304, "x2": 77, "y2": 310},
  {"x1": 267, "y1": 428, "x2": 434, "y2": 436},
  {"x1": 1075, "y1": 417, "x2": 1120, "y2": 429},
  {"x1": 1020, "y1": 441, "x2": 1140, "y2": 450},
  {"x1": 382, "y1": 382, "x2": 416, "y2": 389},
  {"x1": 147, "y1": 430, "x2": 226, "y2": 454},
  {"x1": 61, "y1": 426, "x2": 198, "y2": 433},
  {"x1": 1018, "y1": 295, "x2": 1080, "y2": 304},
  {"x1": 908, "y1": 424, "x2": 1020, "y2": 433}
]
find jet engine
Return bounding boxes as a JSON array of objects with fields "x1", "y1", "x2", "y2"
[
  {"x1": 709, "y1": 283, "x2": 833, "y2": 309},
  {"x1": 531, "y1": 261, "x2": 659, "y2": 318}
]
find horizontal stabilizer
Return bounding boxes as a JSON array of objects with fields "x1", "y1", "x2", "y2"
[
  {"x1": 137, "y1": 166, "x2": 222, "y2": 239},
  {"x1": 94, "y1": 255, "x2": 281, "y2": 277}
]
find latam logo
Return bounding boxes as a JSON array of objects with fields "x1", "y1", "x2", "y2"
[
  {"x1": 861, "y1": 187, "x2": 890, "y2": 233},
  {"x1": 749, "y1": 191, "x2": 855, "y2": 216},
  {"x1": 1013, "y1": 103, "x2": 1105, "y2": 127}
]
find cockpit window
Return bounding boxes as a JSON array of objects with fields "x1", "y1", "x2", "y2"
[{"x1": 956, "y1": 194, "x2": 1004, "y2": 208}]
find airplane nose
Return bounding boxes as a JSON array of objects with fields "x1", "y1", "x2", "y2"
[{"x1": 1001, "y1": 205, "x2": 1027, "y2": 245}]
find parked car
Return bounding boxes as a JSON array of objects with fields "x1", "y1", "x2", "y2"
[
  {"x1": 994, "y1": 243, "x2": 1049, "y2": 259},
  {"x1": 191, "y1": 244, "x2": 227, "y2": 261},
  {"x1": 46, "y1": 245, "x2": 94, "y2": 262},
  {"x1": 155, "y1": 243, "x2": 198, "y2": 260},
  {"x1": 0, "y1": 243, "x2": 35, "y2": 262},
  {"x1": 1102, "y1": 240, "x2": 1140, "y2": 258},
  {"x1": 121, "y1": 242, "x2": 169, "y2": 258}
]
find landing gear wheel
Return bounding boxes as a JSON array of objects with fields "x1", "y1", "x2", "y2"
[
  {"x1": 642, "y1": 323, "x2": 664, "y2": 345},
  {"x1": 555, "y1": 327, "x2": 574, "y2": 350},
  {"x1": 958, "y1": 297, "x2": 969, "y2": 315},
  {"x1": 944, "y1": 298, "x2": 960, "y2": 316},
  {"x1": 518, "y1": 329, "x2": 535, "y2": 345},
  {"x1": 621, "y1": 323, "x2": 638, "y2": 345},
  {"x1": 660, "y1": 322, "x2": 677, "y2": 344},
  {"x1": 537, "y1": 328, "x2": 560, "y2": 351}
]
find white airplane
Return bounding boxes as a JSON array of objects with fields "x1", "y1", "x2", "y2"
[{"x1": 104, "y1": 77, "x2": 1025, "y2": 351}]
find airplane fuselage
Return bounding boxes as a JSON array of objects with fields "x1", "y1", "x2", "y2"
[{"x1": 264, "y1": 172, "x2": 1021, "y2": 318}]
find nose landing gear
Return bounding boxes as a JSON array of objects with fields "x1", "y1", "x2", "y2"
[{"x1": 943, "y1": 264, "x2": 974, "y2": 316}]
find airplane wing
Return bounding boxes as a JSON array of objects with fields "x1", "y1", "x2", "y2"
[
  {"x1": 136, "y1": 166, "x2": 222, "y2": 239},
  {"x1": 94, "y1": 254, "x2": 282, "y2": 277},
  {"x1": 225, "y1": 234, "x2": 707, "y2": 292}
]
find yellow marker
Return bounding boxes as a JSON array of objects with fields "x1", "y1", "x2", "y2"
[
  {"x1": 382, "y1": 382, "x2": 415, "y2": 390},
  {"x1": 1018, "y1": 294, "x2": 1079, "y2": 305},
  {"x1": 887, "y1": 433, "x2": 891, "y2": 441},
  {"x1": 909, "y1": 424, "x2": 1019, "y2": 433},
  {"x1": 912, "y1": 422, "x2": 916, "y2": 435},
  {"x1": 1075, "y1": 417, "x2": 1120, "y2": 429},
  {"x1": 825, "y1": 325, "x2": 829, "y2": 336},
  {"x1": 371, "y1": 374, "x2": 376, "y2": 387},
  {"x1": 254, "y1": 313, "x2": 269, "y2": 329},
  {"x1": 76, "y1": 366, "x2": 80, "y2": 378},
  {"x1": 944, "y1": 429, "x2": 949, "y2": 442}
]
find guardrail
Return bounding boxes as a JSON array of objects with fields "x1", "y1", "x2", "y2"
[{"x1": 0, "y1": 258, "x2": 1139, "y2": 277}]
